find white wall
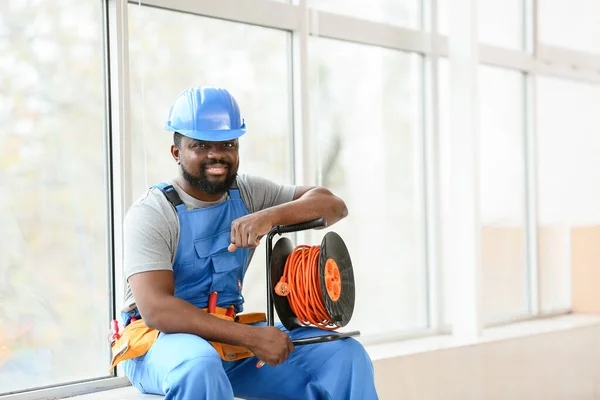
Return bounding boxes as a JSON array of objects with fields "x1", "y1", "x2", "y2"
[{"x1": 372, "y1": 318, "x2": 600, "y2": 399}]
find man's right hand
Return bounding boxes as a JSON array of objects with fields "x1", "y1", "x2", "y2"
[{"x1": 246, "y1": 326, "x2": 294, "y2": 367}]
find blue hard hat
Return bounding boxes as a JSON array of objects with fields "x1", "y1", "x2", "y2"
[{"x1": 165, "y1": 86, "x2": 246, "y2": 141}]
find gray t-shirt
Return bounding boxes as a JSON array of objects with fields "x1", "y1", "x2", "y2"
[{"x1": 121, "y1": 174, "x2": 296, "y2": 312}]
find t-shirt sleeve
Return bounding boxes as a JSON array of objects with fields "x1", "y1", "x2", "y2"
[
  {"x1": 237, "y1": 174, "x2": 297, "y2": 213},
  {"x1": 123, "y1": 201, "x2": 175, "y2": 281}
]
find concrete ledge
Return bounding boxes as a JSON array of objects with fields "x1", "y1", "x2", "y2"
[
  {"x1": 67, "y1": 314, "x2": 600, "y2": 400},
  {"x1": 67, "y1": 386, "x2": 159, "y2": 399}
]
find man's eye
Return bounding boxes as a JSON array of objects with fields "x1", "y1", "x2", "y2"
[{"x1": 224, "y1": 142, "x2": 235, "y2": 148}]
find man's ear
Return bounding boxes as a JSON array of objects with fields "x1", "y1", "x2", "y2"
[{"x1": 171, "y1": 144, "x2": 180, "y2": 164}]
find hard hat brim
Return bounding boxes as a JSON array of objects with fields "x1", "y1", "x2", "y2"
[{"x1": 166, "y1": 127, "x2": 246, "y2": 142}]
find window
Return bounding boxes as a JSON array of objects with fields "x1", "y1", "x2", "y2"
[
  {"x1": 438, "y1": 0, "x2": 524, "y2": 49},
  {"x1": 0, "y1": 0, "x2": 108, "y2": 394},
  {"x1": 536, "y1": 77, "x2": 600, "y2": 313},
  {"x1": 439, "y1": 61, "x2": 528, "y2": 325},
  {"x1": 5, "y1": 0, "x2": 600, "y2": 397},
  {"x1": 308, "y1": 0, "x2": 421, "y2": 29},
  {"x1": 539, "y1": 0, "x2": 600, "y2": 53},
  {"x1": 128, "y1": 5, "x2": 292, "y2": 314},
  {"x1": 309, "y1": 37, "x2": 427, "y2": 336}
]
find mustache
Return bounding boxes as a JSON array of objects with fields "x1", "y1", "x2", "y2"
[{"x1": 201, "y1": 159, "x2": 232, "y2": 168}]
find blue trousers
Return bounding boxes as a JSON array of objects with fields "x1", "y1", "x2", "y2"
[{"x1": 123, "y1": 323, "x2": 378, "y2": 400}]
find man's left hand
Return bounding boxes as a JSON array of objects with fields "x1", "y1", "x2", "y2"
[{"x1": 228, "y1": 212, "x2": 272, "y2": 252}]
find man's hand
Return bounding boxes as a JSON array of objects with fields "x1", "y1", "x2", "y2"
[
  {"x1": 228, "y1": 211, "x2": 273, "y2": 252},
  {"x1": 245, "y1": 326, "x2": 294, "y2": 367}
]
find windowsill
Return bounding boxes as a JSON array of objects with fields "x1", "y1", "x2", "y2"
[
  {"x1": 364, "y1": 313, "x2": 600, "y2": 361},
  {"x1": 14, "y1": 314, "x2": 600, "y2": 400}
]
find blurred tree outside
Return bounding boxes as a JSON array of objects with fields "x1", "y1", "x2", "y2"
[{"x1": 0, "y1": 0, "x2": 109, "y2": 392}]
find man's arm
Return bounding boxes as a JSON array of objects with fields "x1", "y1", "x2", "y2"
[
  {"x1": 271, "y1": 185, "x2": 348, "y2": 227},
  {"x1": 129, "y1": 270, "x2": 251, "y2": 341},
  {"x1": 123, "y1": 195, "x2": 293, "y2": 366},
  {"x1": 229, "y1": 185, "x2": 348, "y2": 250},
  {"x1": 129, "y1": 270, "x2": 293, "y2": 366}
]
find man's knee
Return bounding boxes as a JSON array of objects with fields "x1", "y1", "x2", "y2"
[
  {"x1": 330, "y1": 338, "x2": 374, "y2": 370},
  {"x1": 159, "y1": 333, "x2": 224, "y2": 380},
  {"x1": 160, "y1": 335, "x2": 233, "y2": 397},
  {"x1": 125, "y1": 333, "x2": 229, "y2": 397},
  {"x1": 170, "y1": 352, "x2": 223, "y2": 380}
]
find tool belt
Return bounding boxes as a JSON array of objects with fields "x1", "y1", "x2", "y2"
[{"x1": 108, "y1": 307, "x2": 266, "y2": 372}]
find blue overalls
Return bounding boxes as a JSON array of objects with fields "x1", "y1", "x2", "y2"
[{"x1": 122, "y1": 183, "x2": 379, "y2": 400}]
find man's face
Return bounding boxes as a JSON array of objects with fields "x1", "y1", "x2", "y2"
[{"x1": 176, "y1": 137, "x2": 240, "y2": 195}]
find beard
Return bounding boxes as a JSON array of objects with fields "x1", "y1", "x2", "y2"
[{"x1": 181, "y1": 160, "x2": 237, "y2": 195}]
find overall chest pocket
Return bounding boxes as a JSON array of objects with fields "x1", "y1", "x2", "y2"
[{"x1": 194, "y1": 231, "x2": 243, "y2": 295}]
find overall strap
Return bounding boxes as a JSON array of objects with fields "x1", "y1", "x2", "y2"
[
  {"x1": 228, "y1": 179, "x2": 242, "y2": 200},
  {"x1": 229, "y1": 188, "x2": 242, "y2": 200},
  {"x1": 153, "y1": 182, "x2": 186, "y2": 213}
]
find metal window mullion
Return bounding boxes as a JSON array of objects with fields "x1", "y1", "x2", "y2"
[
  {"x1": 107, "y1": 0, "x2": 133, "y2": 377},
  {"x1": 524, "y1": 0, "x2": 540, "y2": 316},
  {"x1": 133, "y1": 0, "x2": 301, "y2": 31},
  {"x1": 423, "y1": 0, "x2": 444, "y2": 331},
  {"x1": 532, "y1": 59, "x2": 600, "y2": 85},
  {"x1": 310, "y1": 10, "x2": 432, "y2": 54},
  {"x1": 525, "y1": 0, "x2": 537, "y2": 55},
  {"x1": 537, "y1": 44, "x2": 600, "y2": 73},
  {"x1": 291, "y1": 0, "x2": 312, "y2": 186},
  {"x1": 290, "y1": 0, "x2": 313, "y2": 246},
  {"x1": 524, "y1": 72, "x2": 540, "y2": 316},
  {"x1": 102, "y1": 0, "x2": 117, "y2": 371}
]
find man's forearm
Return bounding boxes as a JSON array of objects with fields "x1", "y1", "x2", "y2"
[
  {"x1": 264, "y1": 187, "x2": 348, "y2": 228},
  {"x1": 142, "y1": 295, "x2": 255, "y2": 348}
]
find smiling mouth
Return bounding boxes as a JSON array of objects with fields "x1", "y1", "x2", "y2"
[{"x1": 205, "y1": 164, "x2": 228, "y2": 175}]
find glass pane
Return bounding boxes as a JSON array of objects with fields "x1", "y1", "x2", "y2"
[
  {"x1": 128, "y1": 5, "x2": 292, "y2": 314},
  {"x1": 478, "y1": 66, "x2": 528, "y2": 324},
  {"x1": 309, "y1": 0, "x2": 420, "y2": 29},
  {"x1": 539, "y1": 0, "x2": 600, "y2": 53},
  {"x1": 309, "y1": 37, "x2": 427, "y2": 336},
  {"x1": 0, "y1": 0, "x2": 109, "y2": 393},
  {"x1": 439, "y1": 61, "x2": 528, "y2": 325},
  {"x1": 537, "y1": 77, "x2": 600, "y2": 313},
  {"x1": 438, "y1": 0, "x2": 524, "y2": 49}
]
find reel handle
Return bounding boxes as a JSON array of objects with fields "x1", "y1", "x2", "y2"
[
  {"x1": 269, "y1": 217, "x2": 327, "y2": 236},
  {"x1": 257, "y1": 330, "x2": 362, "y2": 368},
  {"x1": 266, "y1": 217, "x2": 327, "y2": 327}
]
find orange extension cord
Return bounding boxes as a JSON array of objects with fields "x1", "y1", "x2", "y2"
[{"x1": 274, "y1": 245, "x2": 340, "y2": 331}]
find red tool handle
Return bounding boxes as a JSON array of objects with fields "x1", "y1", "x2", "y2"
[
  {"x1": 111, "y1": 320, "x2": 119, "y2": 336},
  {"x1": 225, "y1": 305, "x2": 235, "y2": 317},
  {"x1": 108, "y1": 320, "x2": 120, "y2": 345},
  {"x1": 208, "y1": 292, "x2": 217, "y2": 314}
]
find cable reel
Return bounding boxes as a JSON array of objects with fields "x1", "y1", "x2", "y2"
[{"x1": 265, "y1": 218, "x2": 360, "y2": 346}]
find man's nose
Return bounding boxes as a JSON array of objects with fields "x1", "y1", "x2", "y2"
[{"x1": 207, "y1": 145, "x2": 225, "y2": 159}]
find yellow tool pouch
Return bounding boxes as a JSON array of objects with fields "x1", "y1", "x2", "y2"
[
  {"x1": 108, "y1": 319, "x2": 159, "y2": 372},
  {"x1": 107, "y1": 309, "x2": 266, "y2": 371},
  {"x1": 201, "y1": 308, "x2": 267, "y2": 362}
]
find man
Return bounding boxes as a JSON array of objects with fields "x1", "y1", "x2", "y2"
[{"x1": 120, "y1": 86, "x2": 378, "y2": 399}]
